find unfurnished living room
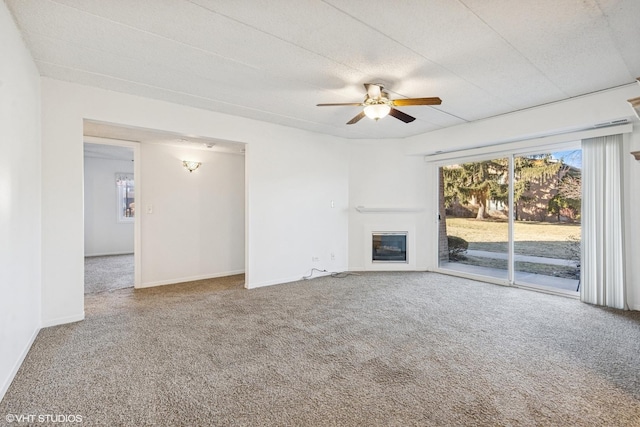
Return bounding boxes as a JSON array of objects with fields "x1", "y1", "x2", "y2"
[{"x1": 1, "y1": 1, "x2": 640, "y2": 425}]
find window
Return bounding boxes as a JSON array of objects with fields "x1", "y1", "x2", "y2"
[
  {"x1": 116, "y1": 173, "x2": 134, "y2": 222},
  {"x1": 438, "y1": 148, "x2": 582, "y2": 295}
]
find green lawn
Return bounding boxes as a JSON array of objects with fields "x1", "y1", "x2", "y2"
[{"x1": 446, "y1": 217, "x2": 581, "y2": 260}]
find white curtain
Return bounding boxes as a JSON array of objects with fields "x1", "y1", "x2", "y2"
[{"x1": 581, "y1": 134, "x2": 627, "y2": 309}]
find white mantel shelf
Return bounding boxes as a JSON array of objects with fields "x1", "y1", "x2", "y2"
[{"x1": 356, "y1": 206, "x2": 425, "y2": 213}]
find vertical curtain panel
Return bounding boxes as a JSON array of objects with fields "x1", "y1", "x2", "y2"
[{"x1": 581, "y1": 134, "x2": 627, "y2": 309}]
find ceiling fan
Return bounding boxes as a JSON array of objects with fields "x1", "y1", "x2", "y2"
[{"x1": 317, "y1": 83, "x2": 442, "y2": 125}]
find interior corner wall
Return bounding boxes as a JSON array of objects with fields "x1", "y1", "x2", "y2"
[
  {"x1": 348, "y1": 141, "x2": 430, "y2": 272},
  {"x1": 0, "y1": 2, "x2": 42, "y2": 400},
  {"x1": 40, "y1": 78, "x2": 350, "y2": 325},
  {"x1": 84, "y1": 156, "x2": 134, "y2": 256},
  {"x1": 139, "y1": 143, "x2": 245, "y2": 287}
]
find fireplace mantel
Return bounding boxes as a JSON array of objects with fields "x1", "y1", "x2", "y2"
[{"x1": 356, "y1": 206, "x2": 424, "y2": 213}]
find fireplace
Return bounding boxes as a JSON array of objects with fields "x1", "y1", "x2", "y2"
[{"x1": 372, "y1": 232, "x2": 407, "y2": 263}]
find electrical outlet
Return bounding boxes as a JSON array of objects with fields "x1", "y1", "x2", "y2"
[
  {"x1": 312, "y1": 256, "x2": 320, "y2": 262},
  {"x1": 330, "y1": 252, "x2": 335, "y2": 261}
]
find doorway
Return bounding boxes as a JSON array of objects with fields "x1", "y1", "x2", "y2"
[{"x1": 83, "y1": 140, "x2": 139, "y2": 293}]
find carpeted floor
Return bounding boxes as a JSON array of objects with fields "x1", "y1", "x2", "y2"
[
  {"x1": 84, "y1": 254, "x2": 134, "y2": 294},
  {"x1": 2, "y1": 272, "x2": 639, "y2": 426}
]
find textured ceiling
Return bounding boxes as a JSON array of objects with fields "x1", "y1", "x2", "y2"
[
  {"x1": 84, "y1": 143, "x2": 133, "y2": 161},
  {"x1": 84, "y1": 120, "x2": 246, "y2": 154},
  {"x1": 7, "y1": 0, "x2": 640, "y2": 139}
]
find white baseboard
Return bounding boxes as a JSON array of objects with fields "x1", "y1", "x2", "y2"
[
  {"x1": 0, "y1": 326, "x2": 40, "y2": 402},
  {"x1": 137, "y1": 270, "x2": 245, "y2": 289},
  {"x1": 246, "y1": 266, "x2": 350, "y2": 289},
  {"x1": 245, "y1": 274, "x2": 303, "y2": 289},
  {"x1": 41, "y1": 312, "x2": 85, "y2": 328}
]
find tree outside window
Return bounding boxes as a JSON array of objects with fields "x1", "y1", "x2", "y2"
[{"x1": 116, "y1": 173, "x2": 134, "y2": 222}]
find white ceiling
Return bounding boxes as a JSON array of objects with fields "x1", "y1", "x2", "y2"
[
  {"x1": 84, "y1": 120, "x2": 246, "y2": 155},
  {"x1": 7, "y1": 0, "x2": 640, "y2": 139},
  {"x1": 84, "y1": 142, "x2": 133, "y2": 161}
]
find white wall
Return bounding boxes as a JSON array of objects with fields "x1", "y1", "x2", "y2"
[
  {"x1": 405, "y1": 85, "x2": 639, "y2": 156},
  {"x1": 84, "y1": 154, "x2": 134, "y2": 256},
  {"x1": 348, "y1": 141, "x2": 429, "y2": 272},
  {"x1": 40, "y1": 78, "x2": 350, "y2": 325},
  {"x1": 246, "y1": 136, "x2": 349, "y2": 286},
  {"x1": 404, "y1": 84, "x2": 640, "y2": 310},
  {"x1": 139, "y1": 143, "x2": 245, "y2": 287},
  {"x1": 0, "y1": 2, "x2": 42, "y2": 400}
]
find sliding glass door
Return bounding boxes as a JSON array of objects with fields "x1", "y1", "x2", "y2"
[
  {"x1": 512, "y1": 151, "x2": 582, "y2": 292},
  {"x1": 438, "y1": 148, "x2": 581, "y2": 295},
  {"x1": 438, "y1": 158, "x2": 509, "y2": 280}
]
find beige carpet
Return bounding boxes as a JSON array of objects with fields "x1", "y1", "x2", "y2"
[
  {"x1": 1, "y1": 272, "x2": 639, "y2": 426},
  {"x1": 84, "y1": 254, "x2": 134, "y2": 294}
]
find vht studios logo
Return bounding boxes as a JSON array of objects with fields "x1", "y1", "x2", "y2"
[{"x1": 5, "y1": 413, "x2": 83, "y2": 423}]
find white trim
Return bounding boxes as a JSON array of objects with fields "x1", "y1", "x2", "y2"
[
  {"x1": 244, "y1": 143, "x2": 251, "y2": 289},
  {"x1": 137, "y1": 270, "x2": 246, "y2": 289},
  {"x1": 302, "y1": 269, "x2": 343, "y2": 280},
  {"x1": 432, "y1": 267, "x2": 510, "y2": 287},
  {"x1": 133, "y1": 142, "x2": 141, "y2": 288},
  {"x1": 83, "y1": 135, "x2": 142, "y2": 289},
  {"x1": 513, "y1": 282, "x2": 579, "y2": 299},
  {"x1": 246, "y1": 266, "x2": 349, "y2": 289},
  {"x1": 0, "y1": 327, "x2": 40, "y2": 402},
  {"x1": 508, "y1": 155, "x2": 514, "y2": 285},
  {"x1": 246, "y1": 274, "x2": 307, "y2": 289},
  {"x1": 41, "y1": 312, "x2": 85, "y2": 328},
  {"x1": 425, "y1": 123, "x2": 632, "y2": 164}
]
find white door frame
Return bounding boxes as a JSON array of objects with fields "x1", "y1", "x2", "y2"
[{"x1": 83, "y1": 136, "x2": 141, "y2": 288}]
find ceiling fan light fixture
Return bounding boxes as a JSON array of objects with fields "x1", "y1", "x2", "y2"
[{"x1": 363, "y1": 103, "x2": 391, "y2": 120}]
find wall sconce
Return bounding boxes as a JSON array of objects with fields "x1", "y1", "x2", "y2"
[{"x1": 182, "y1": 160, "x2": 201, "y2": 173}]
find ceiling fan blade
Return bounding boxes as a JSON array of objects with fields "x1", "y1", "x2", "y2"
[
  {"x1": 317, "y1": 102, "x2": 363, "y2": 106},
  {"x1": 346, "y1": 111, "x2": 366, "y2": 125},
  {"x1": 391, "y1": 97, "x2": 442, "y2": 106},
  {"x1": 364, "y1": 83, "x2": 382, "y2": 99},
  {"x1": 389, "y1": 108, "x2": 416, "y2": 123}
]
